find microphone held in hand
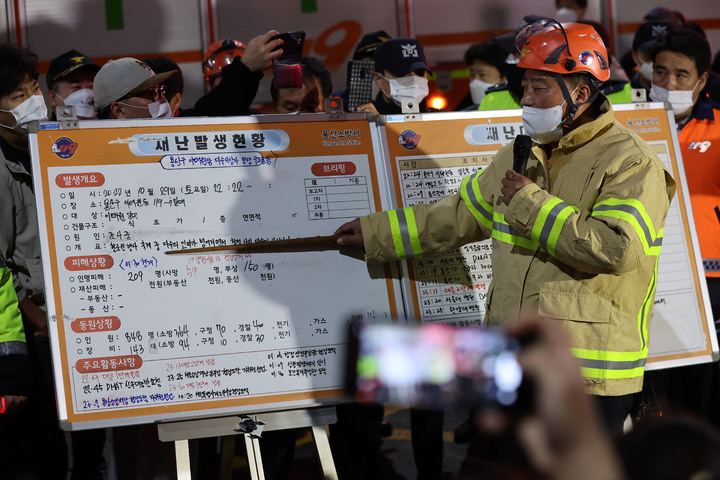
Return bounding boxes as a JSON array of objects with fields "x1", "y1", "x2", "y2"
[{"x1": 512, "y1": 134, "x2": 532, "y2": 177}]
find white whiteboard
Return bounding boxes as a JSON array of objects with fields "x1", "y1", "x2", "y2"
[
  {"x1": 30, "y1": 114, "x2": 403, "y2": 430},
  {"x1": 375, "y1": 105, "x2": 718, "y2": 370}
]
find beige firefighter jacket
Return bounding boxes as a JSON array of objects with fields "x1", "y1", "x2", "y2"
[{"x1": 361, "y1": 98, "x2": 676, "y2": 396}]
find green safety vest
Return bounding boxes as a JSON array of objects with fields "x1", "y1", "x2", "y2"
[
  {"x1": 0, "y1": 253, "x2": 26, "y2": 349},
  {"x1": 478, "y1": 82, "x2": 634, "y2": 111},
  {"x1": 605, "y1": 82, "x2": 633, "y2": 104},
  {"x1": 478, "y1": 89, "x2": 520, "y2": 111}
]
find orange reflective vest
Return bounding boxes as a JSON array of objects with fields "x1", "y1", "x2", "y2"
[{"x1": 678, "y1": 97, "x2": 720, "y2": 277}]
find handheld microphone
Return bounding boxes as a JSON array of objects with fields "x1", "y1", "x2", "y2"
[{"x1": 512, "y1": 134, "x2": 532, "y2": 177}]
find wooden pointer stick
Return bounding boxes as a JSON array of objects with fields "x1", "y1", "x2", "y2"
[{"x1": 164, "y1": 234, "x2": 349, "y2": 255}]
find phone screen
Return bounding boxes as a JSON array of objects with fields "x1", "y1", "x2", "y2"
[{"x1": 348, "y1": 323, "x2": 524, "y2": 410}]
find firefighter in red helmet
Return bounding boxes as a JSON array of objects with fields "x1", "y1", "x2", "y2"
[
  {"x1": 335, "y1": 19, "x2": 676, "y2": 434},
  {"x1": 202, "y1": 39, "x2": 246, "y2": 91},
  {"x1": 515, "y1": 20, "x2": 610, "y2": 140}
]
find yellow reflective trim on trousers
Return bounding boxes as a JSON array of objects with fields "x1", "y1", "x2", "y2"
[
  {"x1": 580, "y1": 366, "x2": 645, "y2": 380},
  {"x1": 387, "y1": 209, "x2": 407, "y2": 260}
]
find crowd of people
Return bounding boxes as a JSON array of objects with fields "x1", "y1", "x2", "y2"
[{"x1": 1, "y1": 1, "x2": 720, "y2": 479}]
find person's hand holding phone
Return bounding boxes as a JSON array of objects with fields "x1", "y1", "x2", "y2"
[
  {"x1": 240, "y1": 30, "x2": 284, "y2": 73},
  {"x1": 479, "y1": 316, "x2": 627, "y2": 480}
]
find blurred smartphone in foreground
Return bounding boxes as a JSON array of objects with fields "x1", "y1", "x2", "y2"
[
  {"x1": 272, "y1": 31, "x2": 305, "y2": 89},
  {"x1": 346, "y1": 322, "x2": 530, "y2": 411},
  {"x1": 345, "y1": 60, "x2": 375, "y2": 112}
]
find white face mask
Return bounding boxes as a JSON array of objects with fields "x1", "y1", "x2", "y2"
[
  {"x1": 148, "y1": 99, "x2": 173, "y2": 118},
  {"x1": 57, "y1": 88, "x2": 96, "y2": 119},
  {"x1": 521, "y1": 87, "x2": 577, "y2": 144},
  {"x1": 649, "y1": 80, "x2": 699, "y2": 116},
  {"x1": 555, "y1": 7, "x2": 578, "y2": 22},
  {"x1": 380, "y1": 74, "x2": 429, "y2": 107},
  {"x1": 117, "y1": 98, "x2": 173, "y2": 119},
  {"x1": 0, "y1": 94, "x2": 48, "y2": 134},
  {"x1": 469, "y1": 78, "x2": 495, "y2": 105},
  {"x1": 638, "y1": 61, "x2": 654, "y2": 82}
]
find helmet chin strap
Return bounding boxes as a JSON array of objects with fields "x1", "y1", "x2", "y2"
[
  {"x1": 555, "y1": 74, "x2": 579, "y2": 129},
  {"x1": 554, "y1": 73, "x2": 599, "y2": 129}
]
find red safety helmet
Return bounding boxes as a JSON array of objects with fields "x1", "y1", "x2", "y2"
[
  {"x1": 202, "y1": 39, "x2": 246, "y2": 80},
  {"x1": 516, "y1": 20, "x2": 610, "y2": 82}
]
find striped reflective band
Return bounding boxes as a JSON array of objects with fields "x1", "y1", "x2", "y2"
[
  {"x1": 704, "y1": 258, "x2": 720, "y2": 273},
  {"x1": 460, "y1": 170, "x2": 493, "y2": 228},
  {"x1": 491, "y1": 212, "x2": 540, "y2": 250},
  {"x1": 591, "y1": 198, "x2": 663, "y2": 256},
  {"x1": 460, "y1": 170, "x2": 540, "y2": 250},
  {"x1": 637, "y1": 261, "x2": 658, "y2": 350},
  {"x1": 0, "y1": 341, "x2": 28, "y2": 356},
  {"x1": 388, "y1": 207, "x2": 422, "y2": 260},
  {"x1": 531, "y1": 198, "x2": 579, "y2": 257},
  {"x1": 572, "y1": 347, "x2": 648, "y2": 380}
]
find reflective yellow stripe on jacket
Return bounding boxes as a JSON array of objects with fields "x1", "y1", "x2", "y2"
[
  {"x1": 530, "y1": 198, "x2": 579, "y2": 257},
  {"x1": 388, "y1": 207, "x2": 423, "y2": 260},
  {"x1": 461, "y1": 171, "x2": 539, "y2": 250},
  {"x1": 573, "y1": 259, "x2": 658, "y2": 381},
  {"x1": 591, "y1": 198, "x2": 664, "y2": 256}
]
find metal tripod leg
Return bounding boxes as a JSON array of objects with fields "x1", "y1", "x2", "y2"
[
  {"x1": 244, "y1": 433, "x2": 266, "y2": 480},
  {"x1": 175, "y1": 439, "x2": 192, "y2": 480},
  {"x1": 311, "y1": 425, "x2": 338, "y2": 480}
]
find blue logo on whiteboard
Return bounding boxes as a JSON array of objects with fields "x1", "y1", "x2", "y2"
[
  {"x1": 398, "y1": 130, "x2": 420, "y2": 150},
  {"x1": 51, "y1": 137, "x2": 78, "y2": 159}
]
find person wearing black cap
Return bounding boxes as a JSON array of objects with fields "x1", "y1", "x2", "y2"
[
  {"x1": 46, "y1": 49, "x2": 100, "y2": 120},
  {"x1": 629, "y1": 21, "x2": 675, "y2": 93},
  {"x1": 357, "y1": 37, "x2": 432, "y2": 115},
  {"x1": 353, "y1": 30, "x2": 391, "y2": 62},
  {"x1": 336, "y1": 30, "x2": 391, "y2": 112}
]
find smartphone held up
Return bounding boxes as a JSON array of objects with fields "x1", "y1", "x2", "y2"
[
  {"x1": 272, "y1": 31, "x2": 305, "y2": 90},
  {"x1": 346, "y1": 322, "x2": 532, "y2": 412}
]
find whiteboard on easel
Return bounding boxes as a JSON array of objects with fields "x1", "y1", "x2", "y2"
[
  {"x1": 374, "y1": 104, "x2": 717, "y2": 370},
  {"x1": 30, "y1": 113, "x2": 403, "y2": 430}
]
